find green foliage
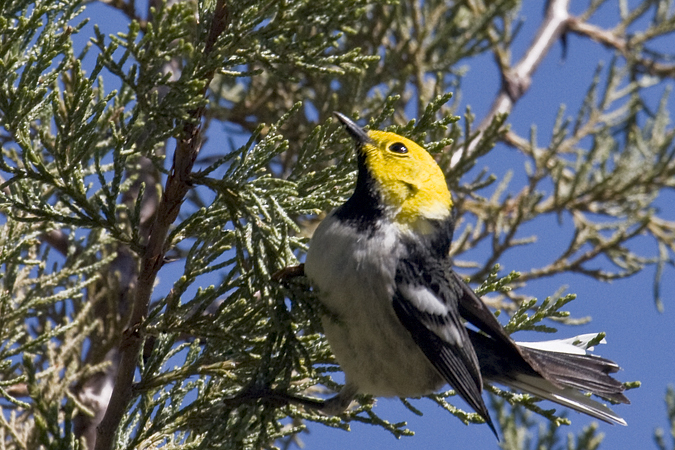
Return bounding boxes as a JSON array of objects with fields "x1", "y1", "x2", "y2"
[
  {"x1": 0, "y1": 219, "x2": 117, "y2": 448},
  {"x1": 0, "y1": 0, "x2": 674, "y2": 449}
]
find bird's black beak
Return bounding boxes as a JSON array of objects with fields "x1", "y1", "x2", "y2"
[{"x1": 334, "y1": 112, "x2": 370, "y2": 145}]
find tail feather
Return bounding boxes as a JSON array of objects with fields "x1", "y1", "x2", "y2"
[
  {"x1": 501, "y1": 374, "x2": 627, "y2": 426},
  {"x1": 469, "y1": 330, "x2": 629, "y2": 425},
  {"x1": 521, "y1": 345, "x2": 629, "y2": 404}
]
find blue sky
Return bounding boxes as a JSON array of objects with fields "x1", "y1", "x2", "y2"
[{"x1": 74, "y1": 1, "x2": 675, "y2": 449}]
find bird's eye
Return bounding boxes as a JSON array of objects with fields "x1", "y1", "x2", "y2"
[{"x1": 389, "y1": 142, "x2": 408, "y2": 154}]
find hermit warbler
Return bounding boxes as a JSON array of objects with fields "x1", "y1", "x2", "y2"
[{"x1": 303, "y1": 113, "x2": 629, "y2": 434}]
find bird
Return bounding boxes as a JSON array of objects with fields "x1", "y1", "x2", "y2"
[{"x1": 303, "y1": 112, "x2": 629, "y2": 436}]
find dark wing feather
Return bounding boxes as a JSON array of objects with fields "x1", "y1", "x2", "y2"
[
  {"x1": 452, "y1": 271, "x2": 528, "y2": 352},
  {"x1": 452, "y1": 270, "x2": 562, "y2": 382},
  {"x1": 393, "y1": 256, "x2": 496, "y2": 435}
]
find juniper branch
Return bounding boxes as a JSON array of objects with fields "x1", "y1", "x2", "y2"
[{"x1": 93, "y1": 2, "x2": 230, "y2": 449}]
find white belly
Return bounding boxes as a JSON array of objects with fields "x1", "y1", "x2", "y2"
[{"x1": 305, "y1": 216, "x2": 444, "y2": 397}]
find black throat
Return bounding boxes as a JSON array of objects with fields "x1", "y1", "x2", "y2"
[{"x1": 332, "y1": 147, "x2": 384, "y2": 233}]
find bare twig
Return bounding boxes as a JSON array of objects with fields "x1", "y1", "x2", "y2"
[
  {"x1": 451, "y1": 0, "x2": 571, "y2": 168},
  {"x1": 93, "y1": 2, "x2": 229, "y2": 449},
  {"x1": 567, "y1": 18, "x2": 675, "y2": 78}
]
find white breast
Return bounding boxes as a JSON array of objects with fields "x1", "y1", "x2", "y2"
[{"x1": 305, "y1": 215, "x2": 444, "y2": 397}]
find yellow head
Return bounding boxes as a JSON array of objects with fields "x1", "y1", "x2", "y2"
[{"x1": 334, "y1": 113, "x2": 453, "y2": 232}]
